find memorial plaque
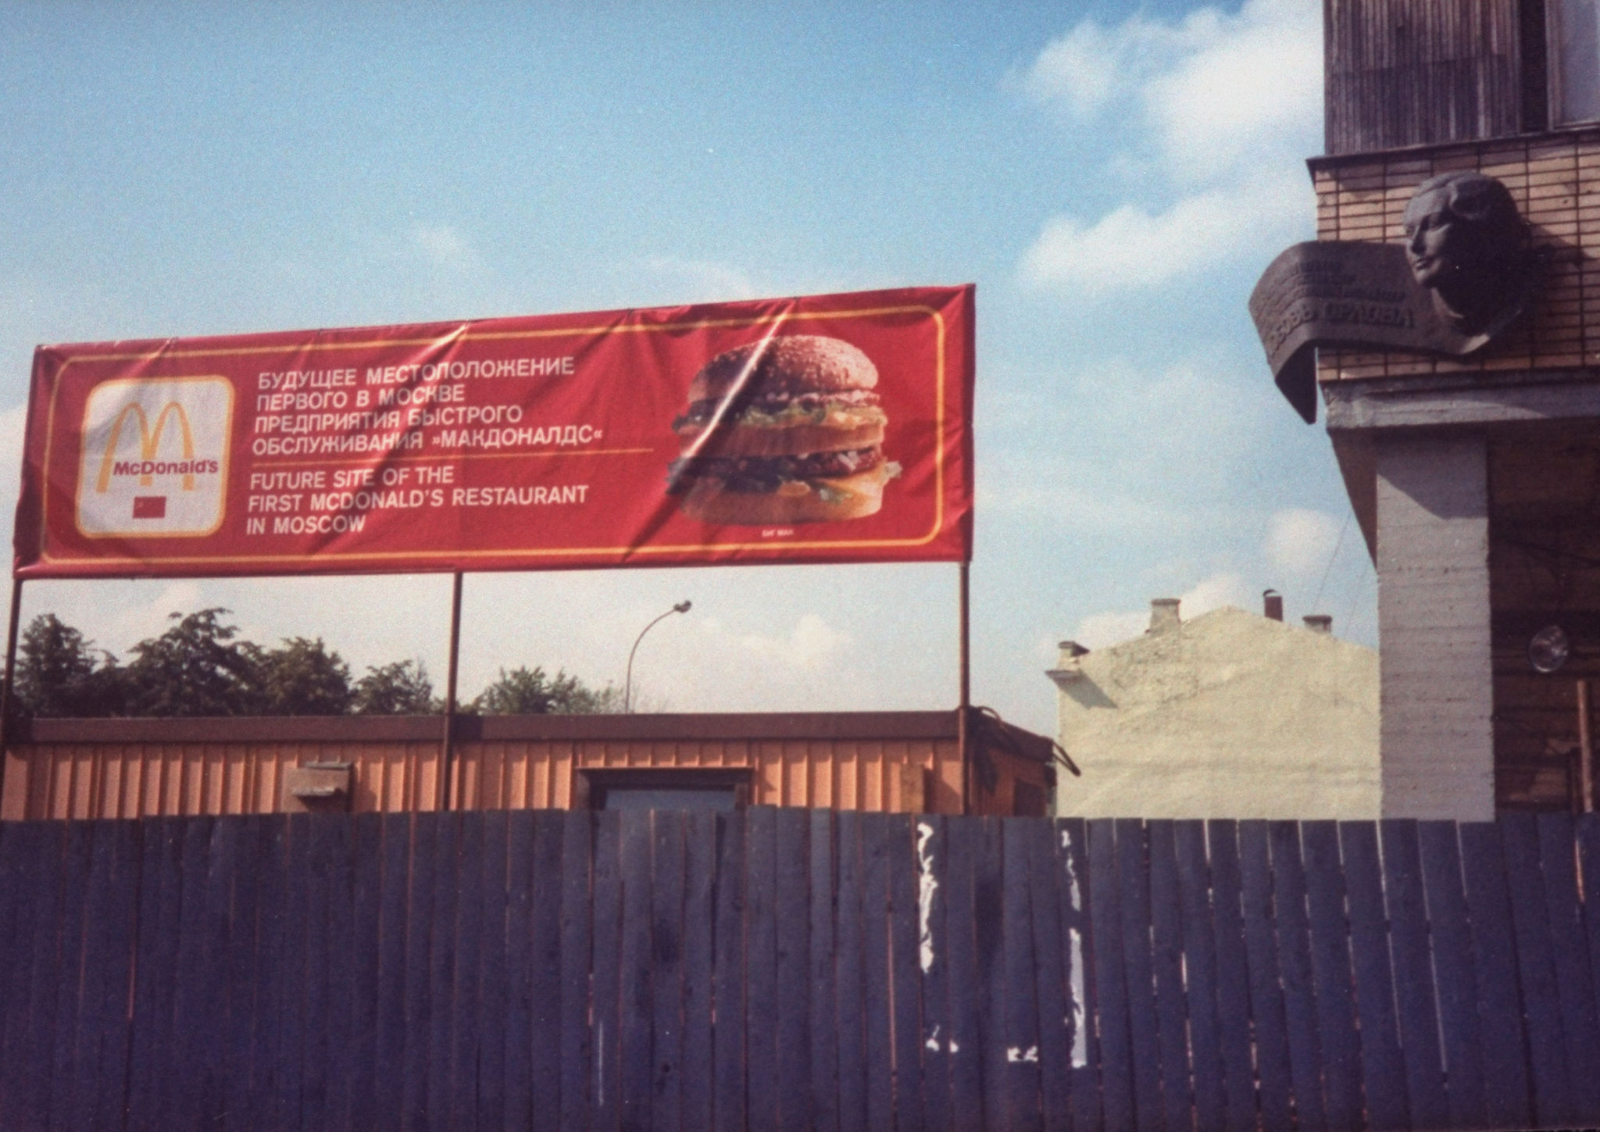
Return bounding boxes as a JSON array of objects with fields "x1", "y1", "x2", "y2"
[{"x1": 1252, "y1": 172, "x2": 1539, "y2": 423}]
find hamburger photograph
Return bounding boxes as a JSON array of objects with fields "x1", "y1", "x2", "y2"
[{"x1": 668, "y1": 334, "x2": 900, "y2": 524}]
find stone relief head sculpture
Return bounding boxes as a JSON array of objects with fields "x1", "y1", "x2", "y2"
[{"x1": 1401, "y1": 171, "x2": 1530, "y2": 336}]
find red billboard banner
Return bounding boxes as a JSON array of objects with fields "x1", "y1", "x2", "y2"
[{"x1": 14, "y1": 286, "x2": 973, "y2": 579}]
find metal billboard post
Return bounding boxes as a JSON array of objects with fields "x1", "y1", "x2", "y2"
[
  {"x1": 441, "y1": 571, "x2": 464, "y2": 811},
  {"x1": 958, "y1": 560, "x2": 970, "y2": 814},
  {"x1": 0, "y1": 578, "x2": 22, "y2": 807}
]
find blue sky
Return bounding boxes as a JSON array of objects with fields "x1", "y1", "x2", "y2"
[{"x1": 0, "y1": 0, "x2": 1371, "y2": 736}]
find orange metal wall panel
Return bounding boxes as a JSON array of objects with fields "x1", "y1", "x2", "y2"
[{"x1": 2, "y1": 726, "x2": 997, "y2": 819}]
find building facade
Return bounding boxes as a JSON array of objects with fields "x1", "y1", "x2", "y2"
[
  {"x1": 1048, "y1": 601, "x2": 1379, "y2": 819},
  {"x1": 1307, "y1": 0, "x2": 1600, "y2": 817}
]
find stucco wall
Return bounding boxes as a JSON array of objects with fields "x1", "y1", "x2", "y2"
[{"x1": 1051, "y1": 607, "x2": 1380, "y2": 819}]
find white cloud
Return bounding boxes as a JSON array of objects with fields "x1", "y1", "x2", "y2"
[
  {"x1": 724, "y1": 612, "x2": 850, "y2": 670},
  {"x1": 979, "y1": 358, "x2": 1272, "y2": 538},
  {"x1": 1020, "y1": 172, "x2": 1309, "y2": 293},
  {"x1": 1178, "y1": 572, "x2": 1255, "y2": 617},
  {"x1": 1265, "y1": 507, "x2": 1341, "y2": 579},
  {"x1": 637, "y1": 256, "x2": 760, "y2": 302},
  {"x1": 1017, "y1": 0, "x2": 1320, "y2": 295},
  {"x1": 1070, "y1": 571, "x2": 1255, "y2": 650},
  {"x1": 1074, "y1": 610, "x2": 1152, "y2": 650},
  {"x1": 1141, "y1": 0, "x2": 1321, "y2": 182},
  {"x1": 0, "y1": 402, "x2": 28, "y2": 526},
  {"x1": 412, "y1": 224, "x2": 481, "y2": 271},
  {"x1": 1020, "y1": 16, "x2": 1182, "y2": 118},
  {"x1": 1022, "y1": 0, "x2": 1319, "y2": 175}
]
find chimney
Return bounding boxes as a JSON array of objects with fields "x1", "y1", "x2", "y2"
[
  {"x1": 1303, "y1": 614, "x2": 1332, "y2": 634},
  {"x1": 1057, "y1": 640, "x2": 1088, "y2": 665},
  {"x1": 1263, "y1": 589, "x2": 1283, "y2": 621},
  {"x1": 1148, "y1": 598, "x2": 1181, "y2": 635},
  {"x1": 1047, "y1": 640, "x2": 1090, "y2": 688}
]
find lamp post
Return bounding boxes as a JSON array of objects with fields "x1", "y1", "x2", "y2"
[{"x1": 624, "y1": 600, "x2": 691, "y2": 713}]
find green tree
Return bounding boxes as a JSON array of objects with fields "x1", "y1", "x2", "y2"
[
  {"x1": 14, "y1": 613, "x2": 125, "y2": 717},
  {"x1": 469, "y1": 665, "x2": 621, "y2": 715},
  {"x1": 352, "y1": 658, "x2": 438, "y2": 714},
  {"x1": 123, "y1": 608, "x2": 263, "y2": 717},
  {"x1": 256, "y1": 636, "x2": 353, "y2": 715}
]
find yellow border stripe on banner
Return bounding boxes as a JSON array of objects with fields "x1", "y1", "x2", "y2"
[{"x1": 34, "y1": 305, "x2": 960, "y2": 568}]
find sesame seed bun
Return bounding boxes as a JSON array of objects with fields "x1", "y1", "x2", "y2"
[{"x1": 687, "y1": 335, "x2": 878, "y2": 403}]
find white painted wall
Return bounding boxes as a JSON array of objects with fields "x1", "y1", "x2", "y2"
[{"x1": 1050, "y1": 606, "x2": 1380, "y2": 819}]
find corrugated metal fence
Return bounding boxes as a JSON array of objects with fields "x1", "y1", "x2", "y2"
[{"x1": 0, "y1": 810, "x2": 1597, "y2": 1131}]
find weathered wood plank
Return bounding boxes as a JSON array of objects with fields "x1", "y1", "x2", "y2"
[
  {"x1": 774, "y1": 807, "x2": 814, "y2": 1132},
  {"x1": 424, "y1": 813, "x2": 460, "y2": 1132},
  {"x1": 559, "y1": 810, "x2": 594, "y2": 1132},
  {"x1": 590, "y1": 810, "x2": 623, "y2": 1132},
  {"x1": 681, "y1": 810, "x2": 717, "y2": 1132},
  {"x1": 1114, "y1": 819, "x2": 1163, "y2": 1132},
  {"x1": 1580, "y1": 815, "x2": 1600, "y2": 1106},
  {"x1": 1270, "y1": 821, "x2": 1326, "y2": 1132},
  {"x1": 889, "y1": 813, "x2": 927, "y2": 1132},
  {"x1": 475, "y1": 811, "x2": 509, "y2": 1132},
  {"x1": 1459, "y1": 820, "x2": 1532, "y2": 1131},
  {"x1": 1536, "y1": 812, "x2": 1600, "y2": 1120},
  {"x1": 1174, "y1": 821, "x2": 1225, "y2": 1132},
  {"x1": 1087, "y1": 818, "x2": 1134, "y2": 1132},
  {"x1": 503, "y1": 811, "x2": 536, "y2": 1132},
  {"x1": 347, "y1": 813, "x2": 385, "y2": 1132},
  {"x1": 618, "y1": 809, "x2": 655, "y2": 1132},
  {"x1": 943, "y1": 812, "x2": 983, "y2": 1132},
  {"x1": 1301, "y1": 821, "x2": 1361, "y2": 1132},
  {"x1": 530, "y1": 810, "x2": 565, "y2": 1131},
  {"x1": 299, "y1": 817, "x2": 333, "y2": 1131},
  {"x1": 1057, "y1": 818, "x2": 1100, "y2": 1132},
  {"x1": 651, "y1": 809, "x2": 687, "y2": 1132},
  {"x1": 711, "y1": 810, "x2": 746, "y2": 1132},
  {"x1": 447, "y1": 812, "x2": 484, "y2": 1132},
  {"x1": 1147, "y1": 821, "x2": 1191, "y2": 1132},
  {"x1": 401, "y1": 814, "x2": 437, "y2": 1132},
  {"x1": 810, "y1": 809, "x2": 843, "y2": 1132},
  {"x1": 1417, "y1": 821, "x2": 1487, "y2": 1129},
  {"x1": 6, "y1": 822, "x2": 63, "y2": 1132},
  {"x1": 1383, "y1": 819, "x2": 1450, "y2": 1129},
  {"x1": 225, "y1": 817, "x2": 270, "y2": 1132},
  {"x1": 1239, "y1": 821, "x2": 1292, "y2": 1132},
  {"x1": 863, "y1": 813, "x2": 898, "y2": 1132},
  {"x1": 75, "y1": 820, "x2": 141, "y2": 1132},
  {"x1": 1002, "y1": 817, "x2": 1042, "y2": 1132},
  {"x1": 1027, "y1": 820, "x2": 1071, "y2": 1132},
  {"x1": 1206, "y1": 821, "x2": 1256, "y2": 1132},
  {"x1": 746, "y1": 806, "x2": 781, "y2": 1132},
  {"x1": 1340, "y1": 822, "x2": 1408, "y2": 1132},
  {"x1": 1501, "y1": 811, "x2": 1573, "y2": 1128},
  {"x1": 168, "y1": 817, "x2": 217, "y2": 1130}
]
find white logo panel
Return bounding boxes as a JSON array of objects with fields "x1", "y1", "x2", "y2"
[{"x1": 75, "y1": 377, "x2": 234, "y2": 538}]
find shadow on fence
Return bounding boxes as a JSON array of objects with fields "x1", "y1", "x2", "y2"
[{"x1": 0, "y1": 809, "x2": 1597, "y2": 1131}]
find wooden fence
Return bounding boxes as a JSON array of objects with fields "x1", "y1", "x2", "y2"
[{"x1": 0, "y1": 810, "x2": 1597, "y2": 1131}]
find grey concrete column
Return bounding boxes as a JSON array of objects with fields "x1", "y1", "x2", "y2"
[{"x1": 1375, "y1": 432, "x2": 1494, "y2": 820}]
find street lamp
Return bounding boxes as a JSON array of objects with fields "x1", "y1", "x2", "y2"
[{"x1": 624, "y1": 600, "x2": 691, "y2": 713}]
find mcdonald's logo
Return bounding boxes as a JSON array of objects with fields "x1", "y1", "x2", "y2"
[
  {"x1": 94, "y1": 401, "x2": 199, "y2": 493},
  {"x1": 76, "y1": 377, "x2": 233, "y2": 538}
]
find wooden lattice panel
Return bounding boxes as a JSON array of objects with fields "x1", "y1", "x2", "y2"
[{"x1": 1313, "y1": 128, "x2": 1600, "y2": 382}]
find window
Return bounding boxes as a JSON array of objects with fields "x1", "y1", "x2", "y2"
[
  {"x1": 579, "y1": 767, "x2": 752, "y2": 811},
  {"x1": 1551, "y1": 0, "x2": 1600, "y2": 124}
]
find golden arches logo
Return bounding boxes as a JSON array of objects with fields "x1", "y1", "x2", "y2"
[{"x1": 95, "y1": 402, "x2": 197, "y2": 493}]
